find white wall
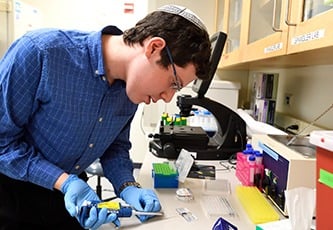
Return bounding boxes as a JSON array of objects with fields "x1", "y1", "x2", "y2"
[
  {"x1": 22, "y1": 0, "x2": 148, "y2": 31},
  {"x1": 216, "y1": 69, "x2": 249, "y2": 108},
  {"x1": 271, "y1": 65, "x2": 333, "y2": 129},
  {"x1": 221, "y1": 65, "x2": 333, "y2": 130}
]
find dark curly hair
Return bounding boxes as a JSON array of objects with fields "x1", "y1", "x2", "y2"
[{"x1": 123, "y1": 11, "x2": 211, "y2": 80}]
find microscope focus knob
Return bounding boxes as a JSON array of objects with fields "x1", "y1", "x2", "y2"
[{"x1": 163, "y1": 142, "x2": 177, "y2": 158}]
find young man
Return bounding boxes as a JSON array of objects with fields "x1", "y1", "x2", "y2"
[{"x1": 0, "y1": 4, "x2": 211, "y2": 230}]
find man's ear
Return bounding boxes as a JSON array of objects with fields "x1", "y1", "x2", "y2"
[{"x1": 145, "y1": 37, "x2": 166, "y2": 58}]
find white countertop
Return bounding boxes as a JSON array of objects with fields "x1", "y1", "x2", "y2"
[{"x1": 101, "y1": 152, "x2": 258, "y2": 230}]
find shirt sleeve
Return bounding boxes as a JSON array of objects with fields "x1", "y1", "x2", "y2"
[
  {"x1": 100, "y1": 116, "x2": 137, "y2": 195},
  {"x1": 0, "y1": 36, "x2": 64, "y2": 190}
]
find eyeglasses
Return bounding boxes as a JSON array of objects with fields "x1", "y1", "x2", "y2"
[{"x1": 165, "y1": 46, "x2": 183, "y2": 91}]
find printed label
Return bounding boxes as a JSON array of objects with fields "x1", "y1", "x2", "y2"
[
  {"x1": 264, "y1": 42, "x2": 283, "y2": 54},
  {"x1": 291, "y1": 29, "x2": 325, "y2": 45}
]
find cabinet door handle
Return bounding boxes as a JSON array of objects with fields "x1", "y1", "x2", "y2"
[
  {"x1": 285, "y1": 0, "x2": 297, "y2": 26},
  {"x1": 272, "y1": 0, "x2": 282, "y2": 32}
]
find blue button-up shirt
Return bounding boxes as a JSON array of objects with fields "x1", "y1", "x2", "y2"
[{"x1": 0, "y1": 26, "x2": 138, "y2": 192}]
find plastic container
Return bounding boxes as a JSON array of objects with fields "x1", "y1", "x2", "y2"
[
  {"x1": 236, "y1": 151, "x2": 247, "y2": 162},
  {"x1": 254, "y1": 150, "x2": 264, "y2": 188},
  {"x1": 309, "y1": 130, "x2": 333, "y2": 151},
  {"x1": 248, "y1": 155, "x2": 256, "y2": 185},
  {"x1": 202, "y1": 110, "x2": 217, "y2": 137},
  {"x1": 254, "y1": 150, "x2": 263, "y2": 173},
  {"x1": 187, "y1": 110, "x2": 200, "y2": 126},
  {"x1": 236, "y1": 146, "x2": 264, "y2": 186},
  {"x1": 236, "y1": 144, "x2": 253, "y2": 163},
  {"x1": 152, "y1": 163, "x2": 179, "y2": 188}
]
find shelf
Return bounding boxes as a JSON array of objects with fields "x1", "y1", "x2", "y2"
[{"x1": 219, "y1": 45, "x2": 333, "y2": 70}]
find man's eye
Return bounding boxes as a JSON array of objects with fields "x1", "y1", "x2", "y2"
[{"x1": 170, "y1": 83, "x2": 178, "y2": 89}]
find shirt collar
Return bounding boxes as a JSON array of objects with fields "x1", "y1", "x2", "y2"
[{"x1": 87, "y1": 25, "x2": 123, "y2": 78}]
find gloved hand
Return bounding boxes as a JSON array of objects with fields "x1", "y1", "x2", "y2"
[
  {"x1": 61, "y1": 174, "x2": 120, "y2": 229},
  {"x1": 120, "y1": 186, "x2": 161, "y2": 222}
]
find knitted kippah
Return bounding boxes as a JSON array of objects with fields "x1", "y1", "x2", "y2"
[{"x1": 157, "y1": 4, "x2": 207, "y2": 31}]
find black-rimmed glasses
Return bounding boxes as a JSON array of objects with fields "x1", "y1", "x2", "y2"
[{"x1": 165, "y1": 46, "x2": 183, "y2": 91}]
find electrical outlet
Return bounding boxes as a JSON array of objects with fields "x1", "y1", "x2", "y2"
[{"x1": 284, "y1": 93, "x2": 293, "y2": 106}]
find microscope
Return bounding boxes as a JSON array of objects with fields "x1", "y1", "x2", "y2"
[{"x1": 149, "y1": 32, "x2": 247, "y2": 160}]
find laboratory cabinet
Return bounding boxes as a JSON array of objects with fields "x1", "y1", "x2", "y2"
[
  {"x1": 243, "y1": 0, "x2": 289, "y2": 63},
  {"x1": 215, "y1": 0, "x2": 245, "y2": 68},
  {"x1": 216, "y1": 0, "x2": 333, "y2": 69},
  {"x1": 287, "y1": 0, "x2": 333, "y2": 55}
]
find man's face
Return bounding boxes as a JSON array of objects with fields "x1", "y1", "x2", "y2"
[{"x1": 125, "y1": 44, "x2": 197, "y2": 105}]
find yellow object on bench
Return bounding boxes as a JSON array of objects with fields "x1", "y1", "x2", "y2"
[{"x1": 236, "y1": 186, "x2": 279, "y2": 224}]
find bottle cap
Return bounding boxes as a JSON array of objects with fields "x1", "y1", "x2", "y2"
[
  {"x1": 254, "y1": 150, "x2": 263, "y2": 157},
  {"x1": 249, "y1": 155, "x2": 256, "y2": 161}
]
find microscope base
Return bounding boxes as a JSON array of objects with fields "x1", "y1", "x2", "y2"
[{"x1": 149, "y1": 139, "x2": 240, "y2": 160}]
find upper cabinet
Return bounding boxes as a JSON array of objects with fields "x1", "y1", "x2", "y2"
[
  {"x1": 287, "y1": 0, "x2": 333, "y2": 54},
  {"x1": 243, "y1": 0, "x2": 289, "y2": 62},
  {"x1": 217, "y1": 0, "x2": 333, "y2": 69},
  {"x1": 217, "y1": 0, "x2": 246, "y2": 67}
]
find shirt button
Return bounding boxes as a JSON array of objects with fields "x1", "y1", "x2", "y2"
[
  {"x1": 75, "y1": 165, "x2": 80, "y2": 170},
  {"x1": 89, "y1": 143, "x2": 94, "y2": 148},
  {"x1": 98, "y1": 117, "x2": 103, "y2": 122},
  {"x1": 102, "y1": 76, "x2": 106, "y2": 81},
  {"x1": 95, "y1": 70, "x2": 99, "y2": 75}
]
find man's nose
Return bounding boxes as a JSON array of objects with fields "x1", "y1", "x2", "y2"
[{"x1": 161, "y1": 89, "x2": 177, "y2": 103}]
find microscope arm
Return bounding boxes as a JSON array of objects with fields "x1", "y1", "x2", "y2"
[{"x1": 177, "y1": 95, "x2": 247, "y2": 150}]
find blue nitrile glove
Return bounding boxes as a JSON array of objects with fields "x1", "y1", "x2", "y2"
[
  {"x1": 61, "y1": 174, "x2": 120, "y2": 229},
  {"x1": 120, "y1": 186, "x2": 161, "y2": 222}
]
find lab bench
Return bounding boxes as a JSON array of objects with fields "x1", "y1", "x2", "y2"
[{"x1": 100, "y1": 152, "x2": 284, "y2": 230}]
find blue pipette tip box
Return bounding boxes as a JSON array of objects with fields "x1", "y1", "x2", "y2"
[{"x1": 152, "y1": 162, "x2": 179, "y2": 188}]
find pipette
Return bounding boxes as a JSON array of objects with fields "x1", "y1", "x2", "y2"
[{"x1": 79, "y1": 200, "x2": 163, "y2": 224}]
